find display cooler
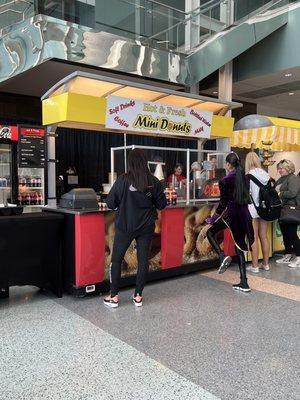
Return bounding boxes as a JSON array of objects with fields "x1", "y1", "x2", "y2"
[
  {"x1": 0, "y1": 124, "x2": 47, "y2": 210},
  {"x1": 0, "y1": 125, "x2": 18, "y2": 206},
  {"x1": 17, "y1": 126, "x2": 47, "y2": 209}
]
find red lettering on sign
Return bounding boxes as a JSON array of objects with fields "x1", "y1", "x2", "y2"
[{"x1": 114, "y1": 116, "x2": 129, "y2": 128}]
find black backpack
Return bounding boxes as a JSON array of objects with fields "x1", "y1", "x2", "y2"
[{"x1": 248, "y1": 174, "x2": 282, "y2": 221}]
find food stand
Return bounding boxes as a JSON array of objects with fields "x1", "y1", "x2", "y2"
[
  {"x1": 231, "y1": 116, "x2": 300, "y2": 256},
  {"x1": 42, "y1": 71, "x2": 241, "y2": 296}
]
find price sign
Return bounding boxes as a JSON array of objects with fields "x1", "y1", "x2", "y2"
[{"x1": 18, "y1": 127, "x2": 46, "y2": 168}]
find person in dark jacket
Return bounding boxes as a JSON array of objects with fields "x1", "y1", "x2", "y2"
[
  {"x1": 104, "y1": 149, "x2": 167, "y2": 308},
  {"x1": 206, "y1": 152, "x2": 254, "y2": 292},
  {"x1": 275, "y1": 159, "x2": 300, "y2": 268}
]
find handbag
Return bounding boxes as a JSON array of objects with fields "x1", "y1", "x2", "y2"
[{"x1": 279, "y1": 205, "x2": 300, "y2": 224}]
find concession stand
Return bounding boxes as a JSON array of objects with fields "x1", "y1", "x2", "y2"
[
  {"x1": 42, "y1": 71, "x2": 241, "y2": 296},
  {"x1": 232, "y1": 116, "x2": 300, "y2": 256}
]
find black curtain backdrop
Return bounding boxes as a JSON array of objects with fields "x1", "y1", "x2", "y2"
[
  {"x1": 1, "y1": 119, "x2": 216, "y2": 192},
  {"x1": 56, "y1": 128, "x2": 199, "y2": 191}
]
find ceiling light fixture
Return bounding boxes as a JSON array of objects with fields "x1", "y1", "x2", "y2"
[
  {"x1": 284, "y1": 73, "x2": 292, "y2": 77},
  {"x1": 289, "y1": 92, "x2": 295, "y2": 95}
]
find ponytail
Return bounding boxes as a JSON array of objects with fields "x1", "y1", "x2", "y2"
[{"x1": 225, "y1": 153, "x2": 250, "y2": 205}]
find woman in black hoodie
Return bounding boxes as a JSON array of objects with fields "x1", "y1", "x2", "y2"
[{"x1": 104, "y1": 149, "x2": 167, "y2": 308}]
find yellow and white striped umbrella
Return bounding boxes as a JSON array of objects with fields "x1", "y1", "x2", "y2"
[{"x1": 231, "y1": 119, "x2": 300, "y2": 151}]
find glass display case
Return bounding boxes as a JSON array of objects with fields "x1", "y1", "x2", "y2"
[
  {"x1": 0, "y1": 143, "x2": 12, "y2": 206},
  {"x1": 17, "y1": 126, "x2": 46, "y2": 210}
]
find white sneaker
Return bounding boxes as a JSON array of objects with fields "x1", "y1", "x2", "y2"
[
  {"x1": 276, "y1": 254, "x2": 293, "y2": 264},
  {"x1": 260, "y1": 263, "x2": 270, "y2": 271},
  {"x1": 246, "y1": 266, "x2": 259, "y2": 273},
  {"x1": 288, "y1": 257, "x2": 300, "y2": 268}
]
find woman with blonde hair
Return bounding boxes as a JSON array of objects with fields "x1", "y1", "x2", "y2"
[
  {"x1": 245, "y1": 152, "x2": 271, "y2": 273},
  {"x1": 275, "y1": 159, "x2": 300, "y2": 268}
]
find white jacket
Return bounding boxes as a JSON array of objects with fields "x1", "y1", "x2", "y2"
[{"x1": 248, "y1": 168, "x2": 270, "y2": 218}]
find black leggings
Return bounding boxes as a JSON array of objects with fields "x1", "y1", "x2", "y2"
[
  {"x1": 110, "y1": 224, "x2": 155, "y2": 297},
  {"x1": 279, "y1": 223, "x2": 300, "y2": 256},
  {"x1": 207, "y1": 218, "x2": 248, "y2": 284}
]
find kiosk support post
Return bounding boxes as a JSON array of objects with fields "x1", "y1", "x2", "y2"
[
  {"x1": 186, "y1": 148, "x2": 190, "y2": 204},
  {"x1": 124, "y1": 133, "x2": 127, "y2": 173},
  {"x1": 47, "y1": 124, "x2": 57, "y2": 207},
  {"x1": 110, "y1": 147, "x2": 115, "y2": 185}
]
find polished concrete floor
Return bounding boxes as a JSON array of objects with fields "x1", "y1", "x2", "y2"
[{"x1": 1, "y1": 258, "x2": 299, "y2": 400}]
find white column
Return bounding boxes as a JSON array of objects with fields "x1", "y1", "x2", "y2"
[
  {"x1": 185, "y1": 0, "x2": 200, "y2": 52},
  {"x1": 218, "y1": 0, "x2": 234, "y2": 109},
  {"x1": 46, "y1": 125, "x2": 57, "y2": 207},
  {"x1": 124, "y1": 133, "x2": 127, "y2": 172},
  {"x1": 218, "y1": 0, "x2": 234, "y2": 150},
  {"x1": 135, "y1": 0, "x2": 142, "y2": 39}
]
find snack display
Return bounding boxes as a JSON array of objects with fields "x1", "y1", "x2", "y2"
[
  {"x1": 183, "y1": 205, "x2": 223, "y2": 264},
  {"x1": 103, "y1": 204, "x2": 222, "y2": 279},
  {"x1": 104, "y1": 212, "x2": 162, "y2": 279}
]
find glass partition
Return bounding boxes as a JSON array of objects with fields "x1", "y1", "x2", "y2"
[
  {"x1": 110, "y1": 144, "x2": 227, "y2": 204},
  {"x1": 0, "y1": 0, "x2": 292, "y2": 52}
]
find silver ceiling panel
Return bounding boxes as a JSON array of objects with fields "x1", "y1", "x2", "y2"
[{"x1": 0, "y1": 14, "x2": 187, "y2": 86}]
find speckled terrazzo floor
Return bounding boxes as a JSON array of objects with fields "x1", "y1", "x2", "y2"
[
  {"x1": 1, "y1": 297, "x2": 219, "y2": 400},
  {"x1": 1, "y1": 259, "x2": 300, "y2": 400}
]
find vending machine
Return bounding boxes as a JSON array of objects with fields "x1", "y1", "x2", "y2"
[
  {"x1": 0, "y1": 125, "x2": 18, "y2": 206},
  {"x1": 17, "y1": 126, "x2": 47, "y2": 209}
]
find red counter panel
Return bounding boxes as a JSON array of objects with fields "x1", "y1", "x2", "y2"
[
  {"x1": 75, "y1": 214, "x2": 105, "y2": 287},
  {"x1": 223, "y1": 228, "x2": 236, "y2": 257},
  {"x1": 161, "y1": 208, "x2": 184, "y2": 269}
]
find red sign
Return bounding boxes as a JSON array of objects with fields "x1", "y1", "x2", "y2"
[
  {"x1": 0, "y1": 125, "x2": 18, "y2": 141},
  {"x1": 20, "y1": 127, "x2": 45, "y2": 137}
]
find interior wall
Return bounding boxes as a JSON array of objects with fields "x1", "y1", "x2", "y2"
[
  {"x1": 232, "y1": 101, "x2": 257, "y2": 123},
  {"x1": 235, "y1": 5, "x2": 300, "y2": 82}
]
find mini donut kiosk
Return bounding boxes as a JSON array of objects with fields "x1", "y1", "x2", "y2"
[
  {"x1": 42, "y1": 71, "x2": 241, "y2": 296},
  {"x1": 231, "y1": 115, "x2": 300, "y2": 258}
]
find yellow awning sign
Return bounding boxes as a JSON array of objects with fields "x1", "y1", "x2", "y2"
[
  {"x1": 232, "y1": 122, "x2": 300, "y2": 151},
  {"x1": 42, "y1": 71, "x2": 237, "y2": 140}
]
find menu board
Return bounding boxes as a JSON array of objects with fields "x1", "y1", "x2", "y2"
[{"x1": 19, "y1": 127, "x2": 45, "y2": 168}]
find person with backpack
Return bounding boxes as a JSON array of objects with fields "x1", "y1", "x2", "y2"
[
  {"x1": 275, "y1": 159, "x2": 300, "y2": 268},
  {"x1": 206, "y1": 152, "x2": 254, "y2": 292},
  {"x1": 245, "y1": 152, "x2": 273, "y2": 273},
  {"x1": 104, "y1": 149, "x2": 167, "y2": 308}
]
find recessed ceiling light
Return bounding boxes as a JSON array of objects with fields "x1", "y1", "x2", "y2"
[
  {"x1": 284, "y1": 73, "x2": 292, "y2": 77},
  {"x1": 289, "y1": 92, "x2": 295, "y2": 95}
]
